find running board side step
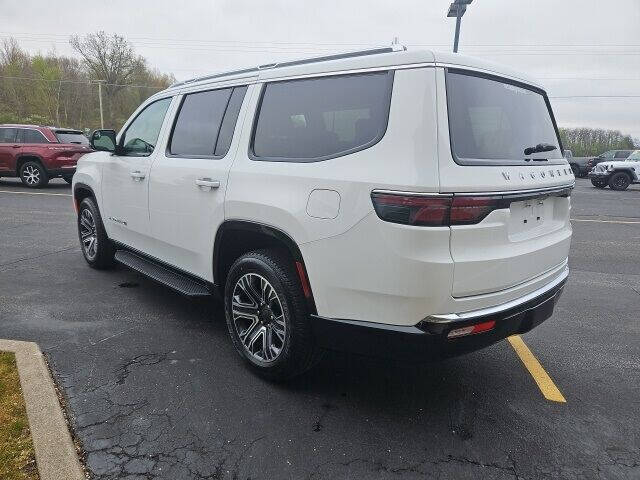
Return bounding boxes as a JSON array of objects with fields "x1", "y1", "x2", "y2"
[{"x1": 114, "y1": 250, "x2": 211, "y2": 297}]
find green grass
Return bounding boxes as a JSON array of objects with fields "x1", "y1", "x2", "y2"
[{"x1": 0, "y1": 352, "x2": 39, "y2": 480}]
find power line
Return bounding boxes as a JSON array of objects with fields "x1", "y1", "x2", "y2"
[{"x1": 0, "y1": 75, "x2": 163, "y2": 89}]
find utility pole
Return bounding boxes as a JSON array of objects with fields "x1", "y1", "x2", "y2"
[
  {"x1": 96, "y1": 80, "x2": 105, "y2": 129},
  {"x1": 447, "y1": 0, "x2": 474, "y2": 53}
]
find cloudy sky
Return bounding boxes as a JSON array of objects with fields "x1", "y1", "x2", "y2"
[{"x1": 1, "y1": 0, "x2": 639, "y2": 139}]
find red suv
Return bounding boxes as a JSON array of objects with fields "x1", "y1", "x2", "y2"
[{"x1": 0, "y1": 124, "x2": 92, "y2": 188}]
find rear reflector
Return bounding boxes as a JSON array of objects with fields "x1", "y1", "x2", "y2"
[
  {"x1": 295, "y1": 261, "x2": 312, "y2": 298},
  {"x1": 447, "y1": 320, "x2": 496, "y2": 339}
]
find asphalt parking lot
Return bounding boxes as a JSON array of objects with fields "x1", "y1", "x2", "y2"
[{"x1": 1, "y1": 177, "x2": 639, "y2": 480}]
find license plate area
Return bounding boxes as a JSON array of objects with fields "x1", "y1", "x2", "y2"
[{"x1": 508, "y1": 197, "x2": 554, "y2": 238}]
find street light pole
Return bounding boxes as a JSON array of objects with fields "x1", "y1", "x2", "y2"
[
  {"x1": 447, "y1": 0, "x2": 474, "y2": 53},
  {"x1": 453, "y1": 7, "x2": 463, "y2": 53}
]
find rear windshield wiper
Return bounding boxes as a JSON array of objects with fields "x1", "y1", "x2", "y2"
[{"x1": 524, "y1": 143, "x2": 557, "y2": 156}]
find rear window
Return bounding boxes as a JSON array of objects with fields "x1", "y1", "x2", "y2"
[
  {"x1": 446, "y1": 70, "x2": 563, "y2": 165},
  {"x1": 55, "y1": 131, "x2": 89, "y2": 145},
  {"x1": 20, "y1": 129, "x2": 49, "y2": 144},
  {"x1": 251, "y1": 71, "x2": 394, "y2": 162}
]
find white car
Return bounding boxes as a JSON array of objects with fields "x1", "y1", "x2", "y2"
[
  {"x1": 73, "y1": 46, "x2": 573, "y2": 379},
  {"x1": 588, "y1": 149, "x2": 640, "y2": 190}
]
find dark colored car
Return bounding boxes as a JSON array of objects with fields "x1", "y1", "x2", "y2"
[
  {"x1": 585, "y1": 149, "x2": 633, "y2": 172},
  {"x1": 0, "y1": 124, "x2": 92, "y2": 188}
]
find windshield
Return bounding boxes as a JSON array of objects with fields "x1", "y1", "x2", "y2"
[
  {"x1": 446, "y1": 70, "x2": 562, "y2": 165},
  {"x1": 55, "y1": 131, "x2": 89, "y2": 145}
]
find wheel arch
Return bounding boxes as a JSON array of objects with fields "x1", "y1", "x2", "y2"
[
  {"x1": 16, "y1": 154, "x2": 45, "y2": 173},
  {"x1": 213, "y1": 220, "x2": 317, "y2": 315},
  {"x1": 73, "y1": 182, "x2": 97, "y2": 211}
]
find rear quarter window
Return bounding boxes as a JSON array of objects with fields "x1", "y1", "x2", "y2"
[{"x1": 251, "y1": 71, "x2": 394, "y2": 162}]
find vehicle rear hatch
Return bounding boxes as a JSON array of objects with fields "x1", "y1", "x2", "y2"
[{"x1": 440, "y1": 68, "x2": 573, "y2": 298}]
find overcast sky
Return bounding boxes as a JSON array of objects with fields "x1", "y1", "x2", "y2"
[{"x1": 1, "y1": 0, "x2": 639, "y2": 139}]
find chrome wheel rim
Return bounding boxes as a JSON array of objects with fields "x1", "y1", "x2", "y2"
[
  {"x1": 232, "y1": 273, "x2": 286, "y2": 363},
  {"x1": 79, "y1": 209, "x2": 98, "y2": 260},
  {"x1": 23, "y1": 165, "x2": 40, "y2": 185}
]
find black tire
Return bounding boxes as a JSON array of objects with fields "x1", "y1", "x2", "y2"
[
  {"x1": 608, "y1": 172, "x2": 631, "y2": 191},
  {"x1": 77, "y1": 197, "x2": 115, "y2": 269},
  {"x1": 570, "y1": 164, "x2": 580, "y2": 177},
  {"x1": 224, "y1": 249, "x2": 321, "y2": 380},
  {"x1": 63, "y1": 175, "x2": 73, "y2": 184},
  {"x1": 19, "y1": 161, "x2": 49, "y2": 188},
  {"x1": 591, "y1": 178, "x2": 607, "y2": 189}
]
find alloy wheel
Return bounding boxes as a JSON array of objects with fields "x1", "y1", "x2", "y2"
[
  {"x1": 23, "y1": 165, "x2": 40, "y2": 186},
  {"x1": 231, "y1": 273, "x2": 287, "y2": 363},
  {"x1": 79, "y1": 209, "x2": 98, "y2": 260}
]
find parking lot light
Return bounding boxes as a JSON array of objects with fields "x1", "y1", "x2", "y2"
[{"x1": 447, "y1": 0, "x2": 474, "y2": 53}]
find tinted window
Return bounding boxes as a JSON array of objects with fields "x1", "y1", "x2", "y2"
[
  {"x1": 252, "y1": 72, "x2": 393, "y2": 161},
  {"x1": 121, "y1": 98, "x2": 172, "y2": 156},
  {"x1": 170, "y1": 88, "x2": 232, "y2": 156},
  {"x1": 56, "y1": 131, "x2": 89, "y2": 145},
  {"x1": 614, "y1": 151, "x2": 630, "y2": 159},
  {"x1": 20, "y1": 129, "x2": 49, "y2": 144},
  {"x1": 214, "y1": 86, "x2": 248, "y2": 157},
  {"x1": 447, "y1": 70, "x2": 562, "y2": 164},
  {"x1": 0, "y1": 128, "x2": 17, "y2": 143}
]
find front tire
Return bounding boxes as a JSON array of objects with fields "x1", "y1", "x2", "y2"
[
  {"x1": 609, "y1": 172, "x2": 631, "y2": 191},
  {"x1": 591, "y1": 178, "x2": 607, "y2": 189},
  {"x1": 20, "y1": 161, "x2": 49, "y2": 188},
  {"x1": 77, "y1": 197, "x2": 115, "y2": 269},
  {"x1": 224, "y1": 249, "x2": 321, "y2": 380}
]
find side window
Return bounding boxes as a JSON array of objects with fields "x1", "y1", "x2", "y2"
[
  {"x1": 214, "y1": 86, "x2": 248, "y2": 157},
  {"x1": 251, "y1": 71, "x2": 394, "y2": 162},
  {"x1": 121, "y1": 98, "x2": 172, "y2": 156},
  {"x1": 169, "y1": 88, "x2": 232, "y2": 157},
  {"x1": 20, "y1": 129, "x2": 49, "y2": 144},
  {"x1": 0, "y1": 128, "x2": 17, "y2": 143},
  {"x1": 169, "y1": 86, "x2": 248, "y2": 158},
  {"x1": 614, "y1": 151, "x2": 630, "y2": 159}
]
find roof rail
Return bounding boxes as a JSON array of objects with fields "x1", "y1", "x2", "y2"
[{"x1": 169, "y1": 45, "x2": 405, "y2": 89}]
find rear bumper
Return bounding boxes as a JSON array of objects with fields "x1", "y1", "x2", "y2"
[
  {"x1": 310, "y1": 268, "x2": 567, "y2": 362},
  {"x1": 47, "y1": 167, "x2": 76, "y2": 177}
]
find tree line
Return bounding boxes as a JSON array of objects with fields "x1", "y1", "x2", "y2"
[
  {"x1": 0, "y1": 32, "x2": 174, "y2": 132},
  {"x1": 559, "y1": 127, "x2": 637, "y2": 157}
]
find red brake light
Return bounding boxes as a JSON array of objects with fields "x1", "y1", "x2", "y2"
[
  {"x1": 371, "y1": 193, "x2": 452, "y2": 226},
  {"x1": 450, "y1": 196, "x2": 501, "y2": 225}
]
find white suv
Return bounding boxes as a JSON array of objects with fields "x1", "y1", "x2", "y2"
[{"x1": 73, "y1": 47, "x2": 573, "y2": 379}]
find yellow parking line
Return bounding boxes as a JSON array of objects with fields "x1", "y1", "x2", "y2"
[
  {"x1": 507, "y1": 335, "x2": 566, "y2": 403},
  {"x1": 0, "y1": 190, "x2": 71, "y2": 197}
]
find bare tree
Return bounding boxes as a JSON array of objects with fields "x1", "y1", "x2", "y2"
[{"x1": 70, "y1": 31, "x2": 144, "y2": 126}]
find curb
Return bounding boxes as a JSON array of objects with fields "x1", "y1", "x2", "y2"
[{"x1": 0, "y1": 339, "x2": 84, "y2": 480}]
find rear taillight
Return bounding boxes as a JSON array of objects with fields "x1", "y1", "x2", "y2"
[
  {"x1": 371, "y1": 193, "x2": 502, "y2": 227},
  {"x1": 370, "y1": 193, "x2": 451, "y2": 226},
  {"x1": 450, "y1": 196, "x2": 501, "y2": 225}
]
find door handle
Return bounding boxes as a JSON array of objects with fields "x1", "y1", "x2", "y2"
[
  {"x1": 11, "y1": 145, "x2": 20, "y2": 149},
  {"x1": 130, "y1": 170, "x2": 146, "y2": 181},
  {"x1": 195, "y1": 178, "x2": 220, "y2": 189}
]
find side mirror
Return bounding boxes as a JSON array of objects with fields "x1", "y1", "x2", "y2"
[{"x1": 90, "y1": 129, "x2": 117, "y2": 152}]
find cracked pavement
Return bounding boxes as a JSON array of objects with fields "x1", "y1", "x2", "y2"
[{"x1": 0, "y1": 177, "x2": 639, "y2": 479}]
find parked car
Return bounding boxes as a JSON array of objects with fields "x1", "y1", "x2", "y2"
[
  {"x1": 565, "y1": 150, "x2": 590, "y2": 178},
  {"x1": 73, "y1": 47, "x2": 573, "y2": 379},
  {"x1": 588, "y1": 149, "x2": 640, "y2": 190},
  {"x1": 585, "y1": 149, "x2": 633, "y2": 172},
  {"x1": 0, "y1": 124, "x2": 91, "y2": 187}
]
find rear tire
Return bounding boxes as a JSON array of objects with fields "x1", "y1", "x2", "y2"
[
  {"x1": 591, "y1": 178, "x2": 607, "y2": 189},
  {"x1": 19, "y1": 161, "x2": 49, "y2": 188},
  {"x1": 570, "y1": 164, "x2": 580, "y2": 177},
  {"x1": 77, "y1": 197, "x2": 115, "y2": 269},
  {"x1": 608, "y1": 172, "x2": 631, "y2": 191},
  {"x1": 224, "y1": 249, "x2": 321, "y2": 380}
]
